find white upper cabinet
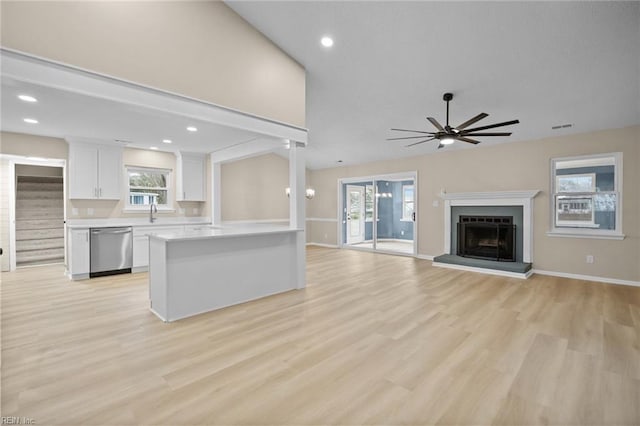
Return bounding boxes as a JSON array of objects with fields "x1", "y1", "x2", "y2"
[
  {"x1": 68, "y1": 142, "x2": 122, "y2": 200},
  {"x1": 176, "y1": 152, "x2": 206, "y2": 202}
]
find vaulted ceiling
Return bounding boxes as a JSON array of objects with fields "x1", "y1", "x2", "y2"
[{"x1": 228, "y1": 1, "x2": 640, "y2": 169}]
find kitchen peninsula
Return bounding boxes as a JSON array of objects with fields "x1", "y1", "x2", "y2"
[{"x1": 148, "y1": 224, "x2": 303, "y2": 322}]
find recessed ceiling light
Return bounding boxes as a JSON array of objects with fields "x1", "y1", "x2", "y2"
[
  {"x1": 441, "y1": 138, "x2": 455, "y2": 145},
  {"x1": 150, "y1": 146, "x2": 158, "y2": 150},
  {"x1": 18, "y1": 94, "x2": 38, "y2": 103},
  {"x1": 321, "y1": 36, "x2": 334, "y2": 48},
  {"x1": 23, "y1": 118, "x2": 38, "y2": 124},
  {"x1": 186, "y1": 126, "x2": 197, "y2": 132},
  {"x1": 162, "y1": 139, "x2": 172, "y2": 144}
]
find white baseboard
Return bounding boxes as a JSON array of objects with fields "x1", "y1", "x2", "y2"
[
  {"x1": 532, "y1": 269, "x2": 640, "y2": 287},
  {"x1": 432, "y1": 261, "x2": 532, "y2": 279},
  {"x1": 306, "y1": 242, "x2": 339, "y2": 248},
  {"x1": 306, "y1": 217, "x2": 338, "y2": 222},
  {"x1": 416, "y1": 254, "x2": 435, "y2": 261}
]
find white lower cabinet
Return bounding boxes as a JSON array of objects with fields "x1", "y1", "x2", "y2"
[
  {"x1": 133, "y1": 235, "x2": 150, "y2": 270},
  {"x1": 132, "y1": 225, "x2": 184, "y2": 272},
  {"x1": 68, "y1": 229, "x2": 90, "y2": 279}
]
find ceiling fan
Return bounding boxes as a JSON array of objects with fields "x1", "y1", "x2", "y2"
[{"x1": 388, "y1": 92, "x2": 520, "y2": 149}]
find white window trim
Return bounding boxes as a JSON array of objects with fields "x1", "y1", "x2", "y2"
[
  {"x1": 123, "y1": 166, "x2": 175, "y2": 212},
  {"x1": 401, "y1": 184, "x2": 415, "y2": 222},
  {"x1": 548, "y1": 152, "x2": 624, "y2": 240}
]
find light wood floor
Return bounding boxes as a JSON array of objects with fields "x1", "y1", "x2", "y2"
[{"x1": 2, "y1": 247, "x2": 639, "y2": 425}]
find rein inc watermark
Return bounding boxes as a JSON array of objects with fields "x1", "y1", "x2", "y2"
[{"x1": 1, "y1": 417, "x2": 35, "y2": 425}]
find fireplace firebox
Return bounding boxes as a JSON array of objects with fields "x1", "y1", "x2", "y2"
[{"x1": 457, "y1": 216, "x2": 516, "y2": 262}]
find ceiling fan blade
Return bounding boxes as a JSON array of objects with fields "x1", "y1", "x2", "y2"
[
  {"x1": 405, "y1": 137, "x2": 435, "y2": 147},
  {"x1": 426, "y1": 117, "x2": 444, "y2": 131},
  {"x1": 390, "y1": 128, "x2": 434, "y2": 134},
  {"x1": 463, "y1": 132, "x2": 512, "y2": 137},
  {"x1": 461, "y1": 119, "x2": 520, "y2": 134},
  {"x1": 387, "y1": 135, "x2": 436, "y2": 141},
  {"x1": 457, "y1": 137, "x2": 481, "y2": 145},
  {"x1": 456, "y1": 113, "x2": 488, "y2": 130}
]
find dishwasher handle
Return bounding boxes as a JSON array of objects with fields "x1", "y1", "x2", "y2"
[{"x1": 91, "y1": 227, "x2": 132, "y2": 235}]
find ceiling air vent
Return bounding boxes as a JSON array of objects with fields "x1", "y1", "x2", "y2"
[
  {"x1": 114, "y1": 139, "x2": 133, "y2": 145},
  {"x1": 551, "y1": 123, "x2": 573, "y2": 130}
]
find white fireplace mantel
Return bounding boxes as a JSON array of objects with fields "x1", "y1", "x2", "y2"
[{"x1": 440, "y1": 190, "x2": 540, "y2": 263}]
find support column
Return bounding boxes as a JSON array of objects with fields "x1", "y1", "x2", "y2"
[
  {"x1": 210, "y1": 155, "x2": 221, "y2": 226},
  {"x1": 289, "y1": 141, "x2": 306, "y2": 288}
]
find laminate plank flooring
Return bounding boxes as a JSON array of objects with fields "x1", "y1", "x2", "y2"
[{"x1": 2, "y1": 247, "x2": 639, "y2": 425}]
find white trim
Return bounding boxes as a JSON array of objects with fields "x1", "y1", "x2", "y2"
[
  {"x1": 306, "y1": 242, "x2": 339, "y2": 248},
  {"x1": 3, "y1": 155, "x2": 67, "y2": 272},
  {"x1": 440, "y1": 190, "x2": 540, "y2": 200},
  {"x1": 441, "y1": 190, "x2": 539, "y2": 263},
  {"x1": 433, "y1": 260, "x2": 533, "y2": 280},
  {"x1": 416, "y1": 254, "x2": 435, "y2": 261},
  {"x1": 306, "y1": 217, "x2": 338, "y2": 222},
  {"x1": 546, "y1": 230, "x2": 625, "y2": 240},
  {"x1": 532, "y1": 269, "x2": 640, "y2": 288},
  {"x1": 549, "y1": 152, "x2": 623, "y2": 238}
]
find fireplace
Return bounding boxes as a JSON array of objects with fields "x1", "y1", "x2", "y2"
[{"x1": 457, "y1": 216, "x2": 516, "y2": 262}]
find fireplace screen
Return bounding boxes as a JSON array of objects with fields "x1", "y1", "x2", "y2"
[{"x1": 457, "y1": 216, "x2": 516, "y2": 262}]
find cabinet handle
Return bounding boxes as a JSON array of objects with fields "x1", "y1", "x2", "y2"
[
  {"x1": 184, "y1": 191, "x2": 186, "y2": 200},
  {"x1": 86, "y1": 232, "x2": 89, "y2": 242},
  {"x1": 99, "y1": 188, "x2": 102, "y2": 197}
]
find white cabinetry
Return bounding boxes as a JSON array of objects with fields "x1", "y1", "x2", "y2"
[
  {"x1": 68, "y1": 142, "x2": 122, "y2": 199},
  {"x1": 176, "y1": 152, "x2": 206, "y2": 202},
  {"x1": 68, "y1": 229, "x2": 90, "y2": 280},
  {"x1": 132, "y1": 225, "x2": 184, "y2": 272}
]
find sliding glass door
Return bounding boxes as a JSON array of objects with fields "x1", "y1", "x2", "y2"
[
  {"x1": 374, "y1": 179, "x2": 415, "y2": 254},
  {"x1": 341, "y1": 173, "x2": 416, "y2": 255}
]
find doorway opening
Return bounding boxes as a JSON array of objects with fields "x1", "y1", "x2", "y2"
[
  {"x1": 339, "y1": 172, "x2": 417, "y2": 256},
  {"x1": 15, "y1": 165, "x2": 65, "y2": 267},
  {"x1": 4, "y1": 156, "x2": 67, "y2": 271}
]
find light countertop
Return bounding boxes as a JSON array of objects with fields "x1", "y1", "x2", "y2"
[
  {"x1": 66, "y1": 217, "x2": 211, "y2": 229},
  {"x1": 149, "y1": 224, "x2": 302, "y2": 242}
]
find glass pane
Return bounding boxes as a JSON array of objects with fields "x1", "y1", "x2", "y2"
[
  {"x1": 349, "y1": 191, "x2": 361, "y2": 221},
  {"x1": 594, "y1": 193, "x2": 616, "y2": 230},
  {"x1": 129, "y1": 170, "x2": 167, "y2": 188},
  {"x1": 129, "y1": 189, "x2": 167, "y2": 205},
  {"x1": 403, "y1": 186, "x2": 414, "y2": 202},
  {"x1": 556, "y1": 174, "x2": 594, "y2": 192},
  {"x1": 365, "y1": 185, "x2": 374, "y2": 221},
  {"x1": 556, "y1": 196, "x2": 594, "y2": 227},
  {"x1": 403, "y1": 201, "x2": 414, "y2": 219}
]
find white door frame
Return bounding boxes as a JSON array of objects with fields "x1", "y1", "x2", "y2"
[
  {"x1": 338, "y1": 171, "x2": 418, "y2": 256},
  {"x1": 4, "y1": 154, "x2": 67, "y2": 271},
  {"x1": 345, "y1": 185, "x2": 366, "y2": 244}
]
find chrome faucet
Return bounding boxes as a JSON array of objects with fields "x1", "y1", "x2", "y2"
[{"x1": 150, "y1": 203, "x2": 158, "y2": 223}]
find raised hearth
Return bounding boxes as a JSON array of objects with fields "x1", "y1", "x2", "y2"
[{"x1": 434, "y1": 190, "x2": 539, "y2": 279}]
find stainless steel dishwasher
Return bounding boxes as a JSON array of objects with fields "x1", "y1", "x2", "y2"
[{"x1": 90, "y1": 227, "x2": 133, "y2": 277}]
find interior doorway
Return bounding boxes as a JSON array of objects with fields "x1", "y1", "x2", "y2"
[
  {"x1": 5, "y1": 157, "x2": 67, "y2": 271},
  {"x1": 339, "y1": 172, "x2": 417, "y2": 256},
  {"x1": 14, "y1": 165, "x2": 65, "y2": 267}
]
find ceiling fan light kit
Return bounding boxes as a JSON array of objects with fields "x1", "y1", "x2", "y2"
[{"x1": 388, "y1": 92, "x2": 520, "y2": 148}]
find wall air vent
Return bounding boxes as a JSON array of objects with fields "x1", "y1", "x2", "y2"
[
  {"x1": 114, "y1": 139, "x2": 132, "y2": 145},
  {"x1": 551, "y1": 123, "x2": 573, "y2": 130}
]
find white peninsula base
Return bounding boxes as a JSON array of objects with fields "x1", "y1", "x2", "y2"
[{"x1": 148, "y1": 226, "x2": 304, "y2": 322}]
